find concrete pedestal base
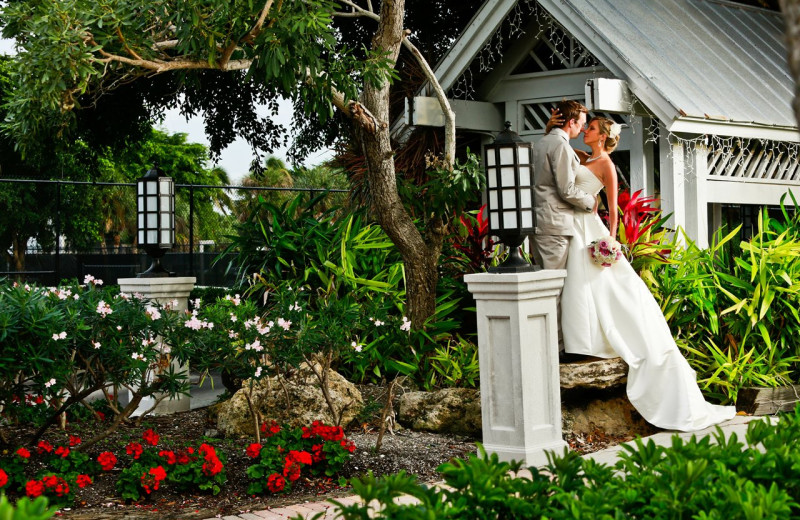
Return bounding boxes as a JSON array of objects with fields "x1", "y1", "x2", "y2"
[
  {"x1": 465, "y1": 270, "x2": 568, "y2": 467},
  {"x1": 118, "y1": 277, "x2": 196, "y2": 416}
]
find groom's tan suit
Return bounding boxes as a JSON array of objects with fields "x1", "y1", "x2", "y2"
[{"x1": 532, "y1": 128, "x2": 596, "y2": 269}]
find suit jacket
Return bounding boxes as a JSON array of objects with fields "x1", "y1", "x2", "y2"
[{"x1": 532, "y1": 128, "x2": 596, "y2": 236}]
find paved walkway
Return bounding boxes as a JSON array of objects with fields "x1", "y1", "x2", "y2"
[{"x1": 200, "y1": 414, "x2": 764, "y2": 520}]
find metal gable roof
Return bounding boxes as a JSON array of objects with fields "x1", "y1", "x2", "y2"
[{"x1": 434, "y1": 0, "x2": 799, "y2": 141}]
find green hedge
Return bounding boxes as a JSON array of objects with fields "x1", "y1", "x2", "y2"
[{"x1": 324, "y1": 406, "x2": 800, "y2": 519}]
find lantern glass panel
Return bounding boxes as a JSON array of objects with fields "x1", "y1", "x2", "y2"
[
  {"x1": 147, "y1": 230, "x2": 158, "y2": 243},
  {"x1": 486, "y1": 152, "x2": 496, "y2": 167},
  {"x1": 490, "y1": 212, "x2": 499, "y2": 230},
  {"x1": 503, "y1": 211, "x2": 517, "y2": 229},
  {"x1": 138, "y1": 214, "x2": 144, "y2": 228},
  {"x1": 487, "y1": 167, "x2": 498, "y2": 188},
  {"x1": 521, "y1": 210, "x2": 533, "y2": 228},
  {"x1": 137, "y1": 197, "x2": 144, "y2": 213},
  {"x1": 489, "y1": 191, "x2": 498, "y2": 209},
  {"x1": 518, "y1": 147, "x2": 530, "y2": 164},
  {"x1": 147, "y1": 196, "x2": 157, "y2": 209},
  {"x1": 137, "y1": 182, "x2": 144, "y2": 195},
  {"x1": 138, "y1": 231, "x2": 144, "y2": 243},
  {"x1": 161, "y1": 230, "x2": 171, "y2": 244},
  {"x1": 502, "y1": 189, "x2": 517, "y2": 209},
  {"x1": 499, "y1": 147, "x2": 514, "y2": 164},
  {"x1": 160, "y1": 195, "x2": 171, "y2": 212},
  {"x1": 520, "y1": 189, "x2": 532, "y2": 209},
  {"x1": 518, "y1": 166, "x2": 532, "y2": 186},
  {"x1": 147, "y1": 214, "x2": 157, "y2": 228},
  {"x1": 146, "y1": 181, "x2": 157, "y2": 195},
  {"x1": 501, "y1": 167, "x2": 515, "y2": 187}
]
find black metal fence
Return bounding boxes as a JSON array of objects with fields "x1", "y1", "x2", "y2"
[{"x1": 0, "y1": 178, "x2": 346, "y2": 287}]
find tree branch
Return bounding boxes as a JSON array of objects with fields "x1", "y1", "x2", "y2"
[
  {"x1": 333, "y1": 0, "x2": 380, "y2": 21},
  {"x1": 401, "y1": 33, "x2": 456, "y2": 169}
]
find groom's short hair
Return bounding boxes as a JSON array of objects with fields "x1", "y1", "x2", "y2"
[{"x1": 557, "y1": 99, "x2": 588, "y2": 127}]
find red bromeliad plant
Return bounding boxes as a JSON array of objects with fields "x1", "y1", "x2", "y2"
[
  {"x1": 245, "y1": 420, "x2": 356, "y2": 495},
  {"x1": 451, "y1": 205, "x2": 495, "y2": 274},
  {"x1": 616, "y1": 189, "x2": 675, "y2": 274}
]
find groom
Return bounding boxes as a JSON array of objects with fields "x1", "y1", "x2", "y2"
[{"x1": 531, "y1": 99, "x2": 596, "y2": 270}]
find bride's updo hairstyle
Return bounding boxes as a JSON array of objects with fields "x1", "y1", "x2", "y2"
[{"x1": 591, "y1": 117, "x2": 621, "y2": 153}]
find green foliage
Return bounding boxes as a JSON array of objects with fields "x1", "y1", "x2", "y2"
[
  {"x1": 0, "y1": 494, "x2": 56, "y2": 520},
  {"x1": 647, "y1": 192, "x2": 800, "y2": 403},
  {"x1": 330, "y1": 406, "x2": 800, "y2": 519}
]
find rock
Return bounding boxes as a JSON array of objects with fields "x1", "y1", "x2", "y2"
[
  {"x1": 397, "y1": 388, "x2": 481, "y2": 436},
  {"x1": 559, "y1": 357, "x2": 628, "y2": 390},
  {"x1": 562, "y1": 387, "x2": 654, "y2": 438},
  {"x1": 216, "y1": 363, "x2": 363, "y2": 437}
]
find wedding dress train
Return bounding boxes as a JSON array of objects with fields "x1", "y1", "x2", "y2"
[{"x1": 560, "y1": 165, "x2": 736, "y2": 431}]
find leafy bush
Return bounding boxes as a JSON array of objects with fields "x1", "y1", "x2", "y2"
[
  {"x1": 648, "y1": 193, "x2": 800, "y2": 403},
  {"x1": 328, "y1": 406, "x2": 800, "y2": 519},
  {"x1": 0, "y1": 494, "x2": 56, "y2": 520}
]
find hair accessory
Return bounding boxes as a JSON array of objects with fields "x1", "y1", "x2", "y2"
[{"x1": 609, "y1": 122, "x2": 622, "y2": 139}]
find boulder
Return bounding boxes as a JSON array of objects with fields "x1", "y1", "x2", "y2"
[
  {"x1": 559, "y1": 356, "x2": 627, "y2": 390},
  {"x1": 562, "y1": 390, "x2": 654, "y2": 438},
  {"x1": 398, "y1": 388, "x2": 481, "y2": 436},
  {"x1": 216, "y1": 363, "x2": 363, "y2": 438}
]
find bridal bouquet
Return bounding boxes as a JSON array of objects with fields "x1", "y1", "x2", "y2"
[{"x1": 588, "y1": 236, "x2": 623, "y2": 267}]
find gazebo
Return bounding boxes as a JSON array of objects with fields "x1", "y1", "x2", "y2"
[{"x1": 398, "y1": 0, "x2": 800, "y2": 247}]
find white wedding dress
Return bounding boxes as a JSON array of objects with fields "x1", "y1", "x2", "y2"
[{"x1": 561, "y1": 165, "x2": 736, "y2": 431}]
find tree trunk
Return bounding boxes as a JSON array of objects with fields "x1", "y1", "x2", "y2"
[
  {"x1": 782, "y1": 0, "x2": 800, "y2": 126},
  {"x1": 12, "y1": 233, "x2": 25, "y2": 272},
  {"x1": 358, "y1": 0, "x2": 439, "y2": 328}
]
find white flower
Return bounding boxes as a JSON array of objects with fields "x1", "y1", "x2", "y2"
[
  {"x1": 608, "y1": 122, "x2": 622, "y2": 139},
  {"x1": 290, "y1": 301, "x2": 301, "y2": 312},
  {"x1": 400, "y1": 317, "x2": 411, "y2": 332},
  {"x1": 145, "y1": 306, "x2": 161, "y2": 321},
  {"x1": 92, "y1": 341, "x2": 101, "y2": 349},
  {"x1": 254, "y1": 366, "x2": 263, "y2": 378},
  {"x1": 228, "y1": 331, "x2": 239, "y2": 339},
  {"x1": 245, "y1": 339, "x2": 264, "y2": 352},
  {"x1": 52, "y1": 332, "x2": 67, "y2": 340},
  {"x1": 116, "y1": 325, "x2": 123, "y2": 331},
  {"x1": 192, "y1": 298, "x2": 202, "y2": 309},
  {"x1": 277, "y1": 318, "x2": 291, "y2": 331},
  {"x1": 230, "y1": 313, "x2": 238, "y2": 323},
  {"x1": 351, "y1": 341, "x2": 363, "y2": 353},
  {"x1": 374, "y1": 319, "x2": 385, "y2": 327},
  {"x1": 83, "y1": 274, "x2": 95, "y2": 284},
  {"x1": 73, "y1": 294, "x2": 79, "y2": 300},
  {"x1": 44, "y1": 378, "x2": 56, "y2": 388},
  {"x1": 96, "y1": 301, "x2": 113, "y2": 317},
  {"x1": 131, "y1": 352, "x2": 145, "y2": 361}
]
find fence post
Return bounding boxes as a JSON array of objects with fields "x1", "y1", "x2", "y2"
[
  {"x1": 55, "y1": 180, "x2": 61, "y2": 282},
  {"x1": 188, "y1": 185, "x2": 195, "y2": 277}
]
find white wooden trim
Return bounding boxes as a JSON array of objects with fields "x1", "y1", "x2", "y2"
[
  {"x1": 629, "y1": 116, "x2": 654, "y2": 195},
  {"x1": 659, "y1": 123, "x2": 686, "y2": 237},
  {"x1": 685, "y1": 144, "x2": 709, "y2": 248}
]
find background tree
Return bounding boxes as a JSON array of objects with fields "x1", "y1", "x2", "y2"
[{"x1": 0, "y1": 0, "x2": 467, "y2": 326}]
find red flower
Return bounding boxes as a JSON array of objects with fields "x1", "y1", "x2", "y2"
[
  {"x1": 198, "y1": 443, "x2": 216, "y2": 459},
  {"x1": 340, "y1": 439, "x2": 356, "y2": 453},
  {"x1": 68, "y1": 435, "x2": 82, "y2": 447},
  {"x1": 302, "y1": 421, "x2": 344, "y2": 441},
  {"x1": 202, "y1": 457, "x2": 223, "y2": 476},
  {"x1": 282, "y1": 461, "x2": 302, "y2": 482},
  {"x1": 260, "y1": 421, "x2": 281, "y2": 437},
  {"x1": 246, "y1": 443, "x2": 262, "y2": 459},
  {"x1": 25, "y1": 480, "x2": 44, "y2": 498},
  {"x1": 142, "y1": 428, "x2": 160, "y2": 446},
  {"x1": 95, "y1": 411, "x2": 106, "y2": 422},
  {"x1": 97, "y1": 451, "x2": 117, "y2": 471},
  {"x1": 40, "y1": 475, "x2": 69, "y2": 497},
  {"x1": 54, "y1": 446, "x2": 70, "y2": 458},
  {"x1": 16, "y1": 447, "x2": 31, "y2": 459},
  {"x1": 36, "y1": 440, "x2": 53, "y2": 454},
  {"x1": 176, "y1": 451, "x2": 192, "y2": 465},
  {"x1": 266, "y1": 473, "x2": 285, "y2": 493},
  {"x1": 76, "y1": 474, "x2": 92, "y2": 488},
  {"x1": 159, "y1": 450, "x2": 177, "y2": 465},
  {"x1": 287, "y1": 450, "x2": 312, "y2": 466},
  {"x1": 141, "y1": 465, "x2": 167, "y2": 494},
  {"x1": 187, "y1": 447, "x2": 195, "y2": 454},
  {"x1": 34, "y1": 395, "x2": 44, "y2": 405},
  {"x1": 126, "y1": 442, "x2": 144, "y2": 459},
  {"x1": 0, "y1": 469, "x2": 8, "y2": 488},
  {"x1": 311, "y1": 444, "x2": 325, "y2": 463}
]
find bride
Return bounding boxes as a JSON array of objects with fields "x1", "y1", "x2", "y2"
[{"x1": 555, "y1": 115, "x2": 736, "y2": 431}]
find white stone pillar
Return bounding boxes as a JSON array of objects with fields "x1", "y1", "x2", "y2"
[
  {"x1": 465, "y1": 270, "x2": 568, "y2": 467},
  {"x1": 629, "y1": 116, "x2": 655, "y2": 196},
  {"x1": 118, "y1": 277, "x2": 196, "y2": 415}
]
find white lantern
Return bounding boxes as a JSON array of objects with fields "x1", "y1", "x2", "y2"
[
  {"x1": 136, "y1": 166, "x2": 175, "y2": 277},
  {"x1": 484, "y1": 122, "x2": 537, "y2": 273}
]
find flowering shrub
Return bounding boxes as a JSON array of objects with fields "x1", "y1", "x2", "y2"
[
  {"x1": 0, "y1": 279, "x2": 191, "y2": 447},
  {"x1": 115, "y1": 430, "x2": 227, "y2": 500},
  {"x1": 245, "y1": 421, "x2": 356, "y2": 495}
]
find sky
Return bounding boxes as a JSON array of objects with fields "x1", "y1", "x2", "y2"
[{"x1": 0, "y1": 38, "x2": 333, "y2": 185}]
